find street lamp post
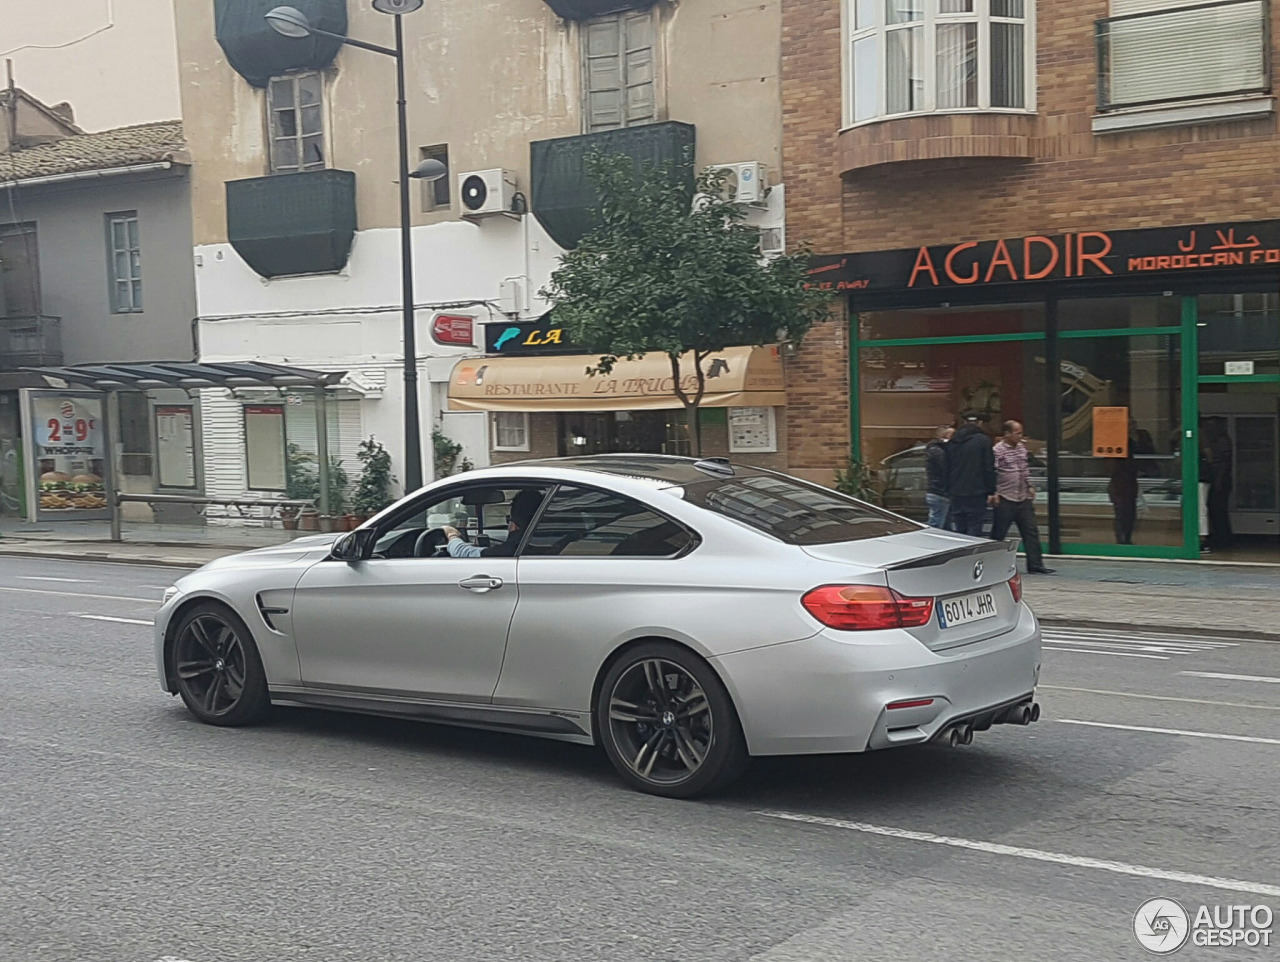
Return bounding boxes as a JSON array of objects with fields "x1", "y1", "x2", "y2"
[{"x1": 266, "y1": 4, "x2": 446, "y2": 494}]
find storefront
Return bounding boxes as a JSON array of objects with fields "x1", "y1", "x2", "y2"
[
  {"x1": 812, "y1": 218, "x2": 1280, "y2": 561},
  {"x1": 447, "y1": 321, "x2": 788, "y2": 468}
]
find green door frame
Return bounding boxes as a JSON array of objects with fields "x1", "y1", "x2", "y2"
[{"x1": 846, "y1": 298, "x2": 1204, "y2": 560}]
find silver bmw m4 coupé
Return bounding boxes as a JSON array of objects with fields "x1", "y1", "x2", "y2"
[{"x1": 155, "y1": 455, "x2": 1042, "y2": 797}]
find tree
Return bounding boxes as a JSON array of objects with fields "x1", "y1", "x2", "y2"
[
  {"x1": 543, "y1": 152, "x2": 832, "y2": 454},
  {"x1": 351, "y1": 436, "x2": 396, "y2": 517}
]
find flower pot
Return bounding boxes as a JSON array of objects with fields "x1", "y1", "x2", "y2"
[
  {"x1": 342, "y1": 514, "x2": 360, "y2": 531},
  {"x1": 317, "y1": 515, "x2": 338, "y2": 533},
  {"x1": 299, "y1": 512, "x2": 319, "y2": 532},
  {"x1": 282, "y1": 516, "x2": 299, "y2": 531}
]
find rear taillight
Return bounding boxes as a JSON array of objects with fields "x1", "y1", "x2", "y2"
[
  {"x1": 801, "y1": 585, "x2": 936, "y2": 631},
  {"x1": 1009, "y1": 573, "x2": 1023, "y2": 604}
]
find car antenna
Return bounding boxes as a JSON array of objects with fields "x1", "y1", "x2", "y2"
[{"x1": 693, "y1": 457, "x2": 734, "y2": 478}]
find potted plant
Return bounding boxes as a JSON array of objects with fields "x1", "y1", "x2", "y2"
[
  {"x1": 433, "y1": 427, "x2": 475, "y2": 479},
  {"x1": 351, "y1": 436, "x2": 396, "y2": 522}
]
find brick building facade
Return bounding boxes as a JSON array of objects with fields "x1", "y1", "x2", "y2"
[{"x1": 781, "y1": 0, "x2": 1280, "y2": 561}]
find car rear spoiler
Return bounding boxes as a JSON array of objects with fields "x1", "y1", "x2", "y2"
[{"x1": 883, "y1": 538, "x2": 1017, "y2": 571}]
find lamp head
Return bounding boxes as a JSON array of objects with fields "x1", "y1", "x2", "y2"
[
  {"x1": 409, "y1": 157, "x2": 448, "y2": 183},
  {"x1": 372, "y1": 0, "x2": 425, "y2": 13},
  {"x1": 264, "y1": 6, "x2": 312, "y2": 38}
]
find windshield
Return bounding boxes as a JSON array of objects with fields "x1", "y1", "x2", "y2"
[{"x1": 680, "y1": 471, "x2": 918, "y2": 545}]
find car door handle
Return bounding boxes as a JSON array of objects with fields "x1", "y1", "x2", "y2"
[{"x1": 458, "y1": 575, "x2": 504, "y2": 592}]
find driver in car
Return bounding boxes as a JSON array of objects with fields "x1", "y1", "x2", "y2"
[{"x1": 442, "y1": 489, "x2": 543, "y2": 558}]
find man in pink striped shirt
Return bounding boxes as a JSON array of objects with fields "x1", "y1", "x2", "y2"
[{"x1": 991, "y1": 420, "x2": 1053, "y2": 574}]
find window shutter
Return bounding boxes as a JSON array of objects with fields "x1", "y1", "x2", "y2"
[
  {"x1": 586, "y1": 18, "x2": 624, "y2": 131},
  {"x1": 623, "y1": 11, "x2": 656, "y2": 124},
  {"x1": 1105, "y1": 0, "x2": 1266, "y2": 107}
]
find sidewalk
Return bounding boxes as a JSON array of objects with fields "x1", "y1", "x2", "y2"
[
  {"x1": 1020, "y1": 556, "x2": 1280, "y2": 640},
  {"x1": 0, "y1": 527, "x2": 1275, "y2": 638}
]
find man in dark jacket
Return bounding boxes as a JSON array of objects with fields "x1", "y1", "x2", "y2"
[
  {"x1": 924, "y1": 425, "x2": 953, "y2": 529},
  {"x1": 946, "y1": 413, "x2": 996, "y2": 536}
]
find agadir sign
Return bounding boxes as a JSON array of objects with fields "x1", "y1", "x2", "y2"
[{"x1": 806, "y1": 219, "x2": 1280, "y2": 294}]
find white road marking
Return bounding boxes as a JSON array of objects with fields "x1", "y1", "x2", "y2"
[
  {"x1": 0, "y1": 585, "x2": 156, "y2": 604},
  {"x1": 1043, "y1": 646, "x2": 1168, "y2": 660},
  {"x1": 1040, "y1": 629, "x2": 1236, "y2": 658},
  {"x1": 1057, "y1": 719, "x2": 1280, "y2": 746},
  {"x1": 16, "y1": 576, "x2": 95, "y2": 584},
  {"x1": 78, "y1": 614, "x2": 152, "y2": 626},
  {"x1": 1180, "y1": 671, "x2": 1280, "y2": 685},
  {"x1": 1041, "y1": 685, "x2": 1280, "y2": 711},
  {"x1": 757, "y1": 811, "x2": 1280, "y2": 898}
]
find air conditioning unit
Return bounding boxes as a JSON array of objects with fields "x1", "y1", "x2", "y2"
[
  {"x1": 708, "y1": 161, "x2": 769, "y2": 206},
  {"x1": 459, "y1": 168, "x2": 518, "y2": 218}
]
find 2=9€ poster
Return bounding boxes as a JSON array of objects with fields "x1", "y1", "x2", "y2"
[{"x1": 21, "y1": 390, "x2": 112, "y2": 522}]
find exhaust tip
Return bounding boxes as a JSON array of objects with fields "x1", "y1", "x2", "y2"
[
  {"x1": 947, "y1": 727, "x2": 961, "y2": 747},
  {"x1": 1029, "y1": 702, "x2": 1041, "y2": 723},
  {"x1": 959, "y1": 724, "x2": 974, "y2": 745}
]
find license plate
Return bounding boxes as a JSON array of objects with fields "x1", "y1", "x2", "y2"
[{"x1": 938, "y1": 590, "x2": 997, "y2": 628}]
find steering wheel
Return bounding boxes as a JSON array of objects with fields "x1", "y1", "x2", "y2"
[{"x1": 413, "y1": 527, "x2": 450, "y2": 558}]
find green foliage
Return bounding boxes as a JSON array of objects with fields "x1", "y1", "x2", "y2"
[
  {"x1": 432, "y1": 428, "x2": 474, "y2": 479},
  {"x1": 351, "y1": 436, "x2": 396, "y2": 516},
  {"x1": 542, "y1": 152, "x2": 833, "y2": 453},
  {"x1": 284, "y1": 442, "x2": 346, "y2": 513},
  {"x1": 834, "y1": 457, "x2": 881, "y2": 505}
]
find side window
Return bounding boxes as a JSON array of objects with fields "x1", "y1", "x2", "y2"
[
  {"x1": 373, "y1": 484, "x2": 546, "y2": 558},
  {"x1": 523, "y1": 485, "x2": 694, "y2": 558}
]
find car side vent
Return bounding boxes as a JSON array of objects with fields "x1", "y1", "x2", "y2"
[
  {"x1": 693, "y1": 457, "x2": 735, "y2": 478},
  {"x1": 256, "y1": 593, "x2": 289, "y2": 633}
]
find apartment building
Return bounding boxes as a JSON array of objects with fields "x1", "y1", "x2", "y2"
[
  {"x1": 783, "y1": 0, "x2": 1280, "y2": 561},
  {"x1": 175, "y1": 0, "x2": 788, "y2": 502}
]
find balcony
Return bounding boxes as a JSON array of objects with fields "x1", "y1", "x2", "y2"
[
  {"x1": 530, "y1": 121, "x2": 696, "y2": 249},
  {"x1": 1095, "y1": 0, "x2": 1272, "y2": 131},
  {"x1": 226, "y1": 169, "x2": 357, "y2": 278},
  {"x1": 0, "y1": 315, "x2": 62, "y2": 370}
]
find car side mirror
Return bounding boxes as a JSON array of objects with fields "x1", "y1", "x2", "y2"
[{"x1": 332, "y1": 528, "x2": 376, "y2": 562}]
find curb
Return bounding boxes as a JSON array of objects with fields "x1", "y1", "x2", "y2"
[
  {"x1": 1038, "y1": 617, "x2": 1280, "y2": 644},
  {"x1": 0, "y1": 546, "x2": 221, "y2": 570}
]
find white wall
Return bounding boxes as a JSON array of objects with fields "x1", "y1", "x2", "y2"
[{"x1": 195, "y1": 214, "x2": 565, "y2": 499}]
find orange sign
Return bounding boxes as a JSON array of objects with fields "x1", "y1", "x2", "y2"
[{"x1": 1093, "y1": 406, "x2": 1129, "y2": 458}]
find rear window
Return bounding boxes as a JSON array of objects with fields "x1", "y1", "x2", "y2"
[{"x1": 680, "y1": 473, "x2": 918, "y2": 545}]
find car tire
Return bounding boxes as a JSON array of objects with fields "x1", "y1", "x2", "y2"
[
  {"x1": 595, "y1": 641, "x2": 748, "y2": 799},
  {"x1": 171, "y1": 601, "x2": 270, "y2": 727}
]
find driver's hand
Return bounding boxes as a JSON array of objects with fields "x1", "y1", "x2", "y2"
[{"x1": 442, "y1": 525, "x2": 461, "y2": 541}]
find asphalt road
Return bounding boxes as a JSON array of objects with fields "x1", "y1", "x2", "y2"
[{"x1": 1, "y1": 556, "x2": 1277, "y2": 962}]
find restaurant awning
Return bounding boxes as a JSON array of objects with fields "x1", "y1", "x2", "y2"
[
  {"x1": 22, "y1": 361, "x2": 346, "y2": 391},
  {"x1": 448, "y1": 345, "x2": 784, "y2": 413}
]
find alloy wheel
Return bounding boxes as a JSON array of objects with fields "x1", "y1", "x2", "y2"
[
  {"x1": 607, "y1": 658, "x2": 713, "y2": 786},
  {"x1": 175, "y1": 613, "x2": 249, "y2": 717}
]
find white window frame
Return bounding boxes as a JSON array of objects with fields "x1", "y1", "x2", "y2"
[
  {"x1": 842, "y1": 0, "x2": 1037, "y2": 129},
  {"x1": 106, "y1": 212, "x2": 142, "y2": 314},
  {"x1": 728, "y1": 406, "x2": 778, "y2": 453},
  {"x1": 491, "y1": 411, "x2": 531, "y2": 452},
  {"x1": 267, "y1": 72, "x2": 327, "y2": 174}
]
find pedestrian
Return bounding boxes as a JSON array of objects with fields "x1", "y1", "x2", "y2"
[
  {"x1": 1107, "y1": 417, "x2": 1155, "y2": 545},
  {"x1": 991, "y1": 419, "x2": 1054, "y2": 574},
  {"x1": 924, "y1": 425, "x2": 953, "y2": 529},
  {"x1": 1205, "y1": 418, "x2": 1234, "y2": 550},
  {"x1": 1198, "y1": 437, "x2": 1212, "y2": 554},
  {"x1": 946, "y1": 412, "x2": 995, "y2": 537}
]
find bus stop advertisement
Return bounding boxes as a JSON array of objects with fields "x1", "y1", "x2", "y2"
[{"x1": 20, "y1": 388, "x2": 114, "y2": 524}]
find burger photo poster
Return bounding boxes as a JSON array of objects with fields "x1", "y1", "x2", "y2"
[{"x1": 20, "y1": 390, "x2": 112, "y2": 522}]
